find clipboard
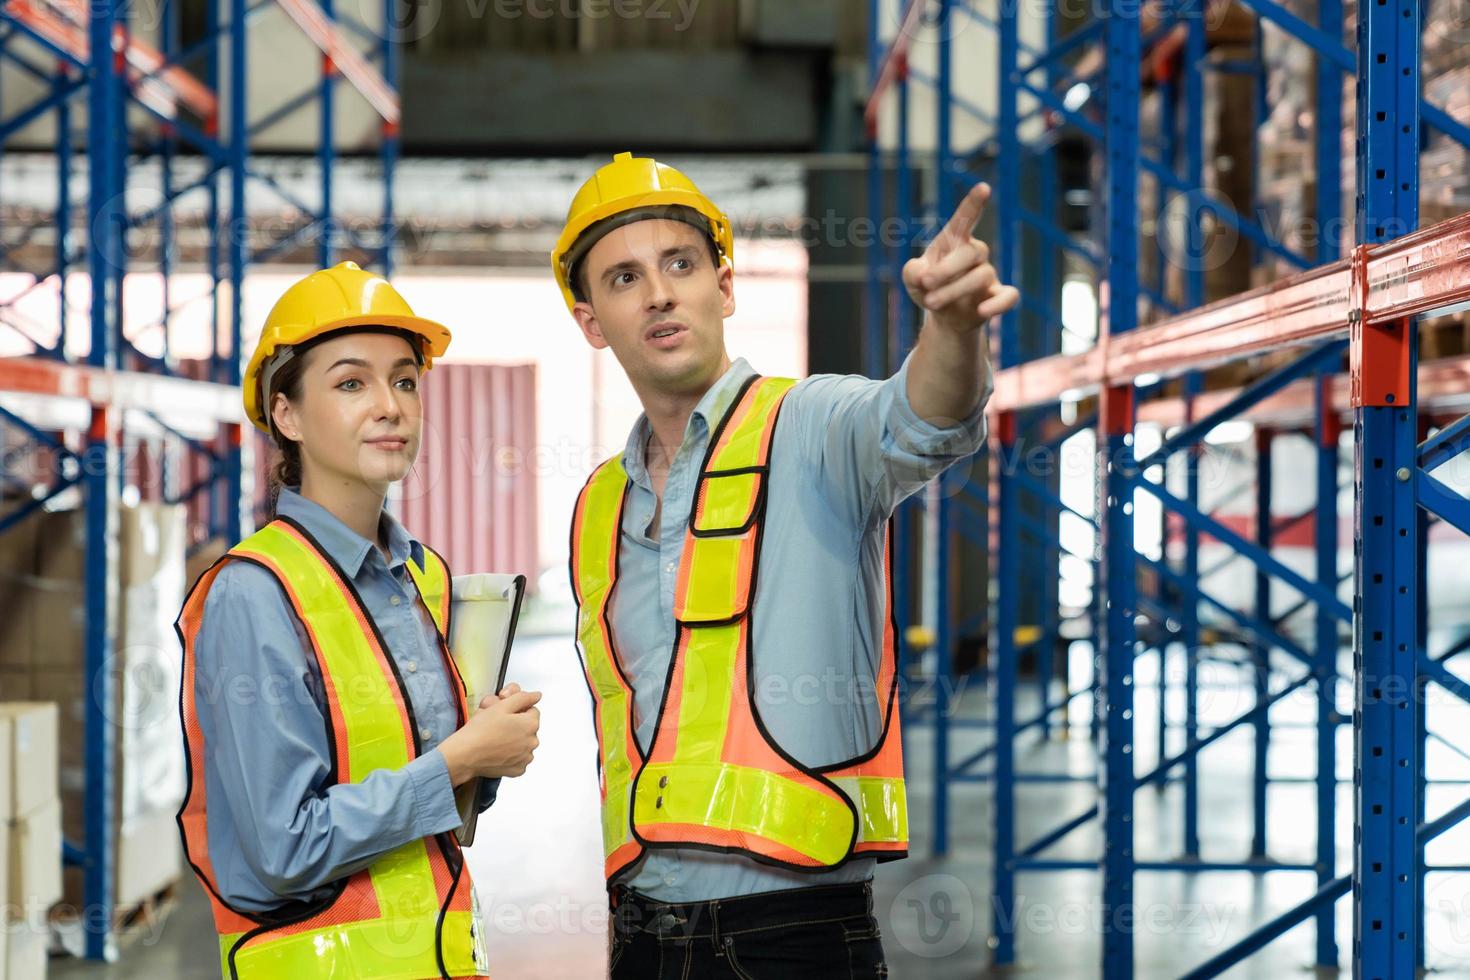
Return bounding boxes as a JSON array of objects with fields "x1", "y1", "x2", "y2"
[{"x1": 447, "y1": 572, "x2": 527, "y2": 846}]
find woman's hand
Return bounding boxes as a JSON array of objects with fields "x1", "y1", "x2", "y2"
[{"x1": 438, "y1": 687, "x2": 542, "y2": 785}]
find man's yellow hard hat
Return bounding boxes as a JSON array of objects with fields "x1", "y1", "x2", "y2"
[
  {"x1": 551, "y1": 152, "x2": 734, "y2": 312},
  {"x1": 242, "y1": 261, "x2": 451, "y2": 433}
]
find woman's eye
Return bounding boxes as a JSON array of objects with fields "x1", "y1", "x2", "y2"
[
  {"x1": 338, "y1": 378, "x2": 361, "y2": 391},
  {"x1": 395, "y1": 377, "x2": 418, "y2": 391}
]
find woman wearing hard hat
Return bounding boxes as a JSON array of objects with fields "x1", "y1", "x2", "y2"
[{"x1": 174, "y1": 261, "x2": 541, "y2": 979}]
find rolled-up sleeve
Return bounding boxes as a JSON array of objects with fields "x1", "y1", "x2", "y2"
[
  {"x1": 794, "y1": 351, "x2": 991, "y2": 527},
  {"x1": 195, "y1": 561, "x2": 463, "y2": 912}
]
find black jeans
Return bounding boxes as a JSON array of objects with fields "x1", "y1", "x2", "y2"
[{"x1": 607, "y1": 880, "x2": 889, "y2": 979}]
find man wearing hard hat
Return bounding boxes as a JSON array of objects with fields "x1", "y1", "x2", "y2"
[{"x1": 556, "y1": 152, "x2": 1017, "y2": 976}]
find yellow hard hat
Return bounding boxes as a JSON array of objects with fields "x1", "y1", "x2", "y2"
[
  {"x1": 551, "y1": 151, "x2": 734, "y2": 312},
  {"x1": 242, "y1": 261, "x2": 451, "y2": 433}
]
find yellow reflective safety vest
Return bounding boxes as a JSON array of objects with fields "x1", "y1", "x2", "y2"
[
  {"x1": 570, "y1": 375, "x2": 909, "y2": 882},
  {"x1": 176, "y1": 515, "x2": 489, "y2": 980}
]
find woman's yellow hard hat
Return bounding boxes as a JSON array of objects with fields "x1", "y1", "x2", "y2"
[
  {"x1": 551, "y1": 152, "x2": 734, "y2": 312},
  {"x1": 242, "y1": 261, "x2": 451, "y2": 433}
]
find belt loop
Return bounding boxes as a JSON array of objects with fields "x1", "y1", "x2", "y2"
[{"x1": 710, "y1": 898, "x2": 724, "y2": 952}]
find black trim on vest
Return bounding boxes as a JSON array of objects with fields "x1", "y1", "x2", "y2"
[
  {"x1": 408, "y1": 543, "x2": 477, "y2": 977},
  {"x1": 568, "y1": 465, "x2": 647, "y2": 886},
  {"x1": 815, "y1": 519, "x2": 903, "y2": 774},
  {"x1": 174, "y1": 551, "x2": 347, "y2": 939},
  {"x1": 688, "y1": 464, "x2": 770, "y2": 539},
  {"x1": 629, "y1": 375, "x2": 867, "y2": 874},
  {"x1": 254, "y1": 515, "x2": 456, "y2": 980}
]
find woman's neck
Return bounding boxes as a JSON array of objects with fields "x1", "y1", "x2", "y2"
[{"x1": 298, "y1": 474, "x2": 388, "y2": 551}]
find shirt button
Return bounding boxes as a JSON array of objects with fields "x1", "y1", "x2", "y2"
[
  {"x1": 407, "y1": 661, "x2": 418, "y2": 673},
  {"x1": 662, "y1": 874, "x2": 677, "y2": 887},
  {"x1": 390, "y1": 595, "x2": 401, "y2": 606},
  {"x1": 665, "y1": 562, "x2": 675, "y2": 573},
  {"x1": 420, "y1": 727, "x2": 431, "y2": 741}
]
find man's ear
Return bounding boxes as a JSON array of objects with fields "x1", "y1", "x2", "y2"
[
  {"x1": 271, "y1": 391, "x2": 302, "y2": 443},
  {"x1": 571, "y1": 302, "x2": 610, "y2": 351},
  {"x1": 717, "y1": 263, "x2": 736, "y2": 319}
]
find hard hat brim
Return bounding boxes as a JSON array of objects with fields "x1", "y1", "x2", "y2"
[{"x1": 243, "y1": 313, "x2": 452, "y2": 433}]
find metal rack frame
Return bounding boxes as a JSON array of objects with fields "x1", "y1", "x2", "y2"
[
  {"x1": 0, "y1": 0, "x2": 400, "y2": 958},
  {"x1": 867, "y1": 0, "x2": 1470, "y2": 974}
]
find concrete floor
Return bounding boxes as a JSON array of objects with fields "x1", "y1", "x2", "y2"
[{"x1": 50, "y1": 622, "x2": 1470, "y2": 978}]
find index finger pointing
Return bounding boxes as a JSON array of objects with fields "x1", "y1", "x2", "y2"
[{"x1": 940, "y1": 182, "x2": 991, "y2": 250}]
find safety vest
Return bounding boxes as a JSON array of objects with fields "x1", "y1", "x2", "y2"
[
  {"x1": 570, "y1": 374, "x2": 909, "y2": 882},
  {"x1": 175, "y1": 515, "x2": 489, "y2": 980}
]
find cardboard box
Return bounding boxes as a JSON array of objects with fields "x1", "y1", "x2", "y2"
[
  {"x1": 2, "y1": 505, "x2": 188, "y2": 917},
  {"x1": 0, "y1": 512, "x2": 38, "y2": 672},
  {"x1": 5, "y1": 912, "x2": 47, "y2": 980},
  {"x1": 0, "y1": 820, "x2": 9, "y2": 925},
  {"x1": 0, "y1": 717, "x2": 11, "y2": 821},
  {"x1": 8, "y1": 798, "x2": 61, "y2": 916},
  {"x1": 0, "y1": 704, "x2": 57, "y2": 820}
]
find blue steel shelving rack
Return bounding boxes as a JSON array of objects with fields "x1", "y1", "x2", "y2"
[
  {"x1": 0, "y1": 0, "x2": 402, "y2": 958},
  {"x1": 866, "y1": 0, "x2": 1470, "y2": 975}
]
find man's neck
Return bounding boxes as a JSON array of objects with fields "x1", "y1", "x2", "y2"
[{"x1": 636, "y1": 357, "x2": 732, "y2": 470}]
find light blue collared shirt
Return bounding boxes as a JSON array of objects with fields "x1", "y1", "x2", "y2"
[
  {"x1": 192, "y1": 488, "x2": 498, "y2": 913},
  {"x1": 605, "y1": 354, "x2": 990, "y2": 902}
]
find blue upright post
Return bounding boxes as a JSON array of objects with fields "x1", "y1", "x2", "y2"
[
  {"x1": 1314, "y1": 0, "x2": 1343, "y2": 951},
  {"x1": 1351, "y1": 0, "x2": 1419, "y2": 967},
  {"x1": 1413, "y1": 416, "x2": 1429, "y2": 974},
  {"x1": 992, "y1": 409, "x2": 1018, "y2": 968},
  {"x1": 1101, "y1": 0, "x2": 1141, "y2": 972},
  {"x1": 863, "y1": 0, "x2": 883, "y2": 381},
  {"x1": 204, "y1": 0, "x2": 223, "y2": 538},
  {"x1": 381, "y1": 0, "x2": 398, "y2": 276},
  {"x1": 930, "y1": 0, "x2": 954, "y2": 859},
  {"x1": 226, "y1": 0, "x2": 248, "y2": 541},
  {"x1": 84, "y1": 0, "x2": 122, "y2": 960},
  {"x1": 1315, "y1": 374, "x2": 1341, "y2": 968},
  {"x1": 55, "y1": 61, "x2": 71, "y2": 356},
  {"x1": 989, "y1": 0, "x2": 1019, "y2": 963},
  {"x1": 1252, "y1": 428, "x2": 1273, "y2": 858},
  {"x1": 1037, "y1": 3, "x2": 1060, "y2": 737},
  {"x1": 1180, "y1": 8, "x2": 1207, "y2": 848},
  {"x1": 1182, "y1": 395, "x2": 1201, "y2": 858},
  {"x1": 319, "y1": 0, "x2": 335, "y2": 268},
  {"x1": 1156, "y1": 497, "x2": 1168, "y2": 772}
]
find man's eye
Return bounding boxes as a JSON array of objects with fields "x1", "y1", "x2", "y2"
[
  {"x1": 615, "y1": 273, "x2": 636, "y2": 286},
  {"x1": 671, "y1": 258, "x2": 692, "y2": 271}
]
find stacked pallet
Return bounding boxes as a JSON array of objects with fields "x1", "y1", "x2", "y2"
[
  {"x1": 0, "y1": 703, "x2": 62, "y2": 978},
  {"x1": 1255, "y1": 0, "x2": 1470, "y2": 353}
]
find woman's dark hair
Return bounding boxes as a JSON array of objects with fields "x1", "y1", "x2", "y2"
[{"x1": 263, "y1": 326, "x2": 424, "y2": 517}]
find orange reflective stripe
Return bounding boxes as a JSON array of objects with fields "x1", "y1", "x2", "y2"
[
  {"x1": 571, "y1": 374, "x2": 909, "y2": 878},
  {"x1": 176, "y1": 521, "x2": 486, "y2": 978},
  {"x1": 569, "y1": 459, "x2": 645, "y2": 880}
]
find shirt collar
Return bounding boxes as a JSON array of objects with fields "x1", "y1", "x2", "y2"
[
  {"x1": 620, "y1": 358, "x2": 758, "y2": 486},
  {"x1": 275, "y1": 487, "x2": 423, "y2": 579}
]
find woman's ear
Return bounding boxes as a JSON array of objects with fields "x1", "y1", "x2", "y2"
[{"x1": 270, "y1": 391, "x2": 301, "y2": 443}]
